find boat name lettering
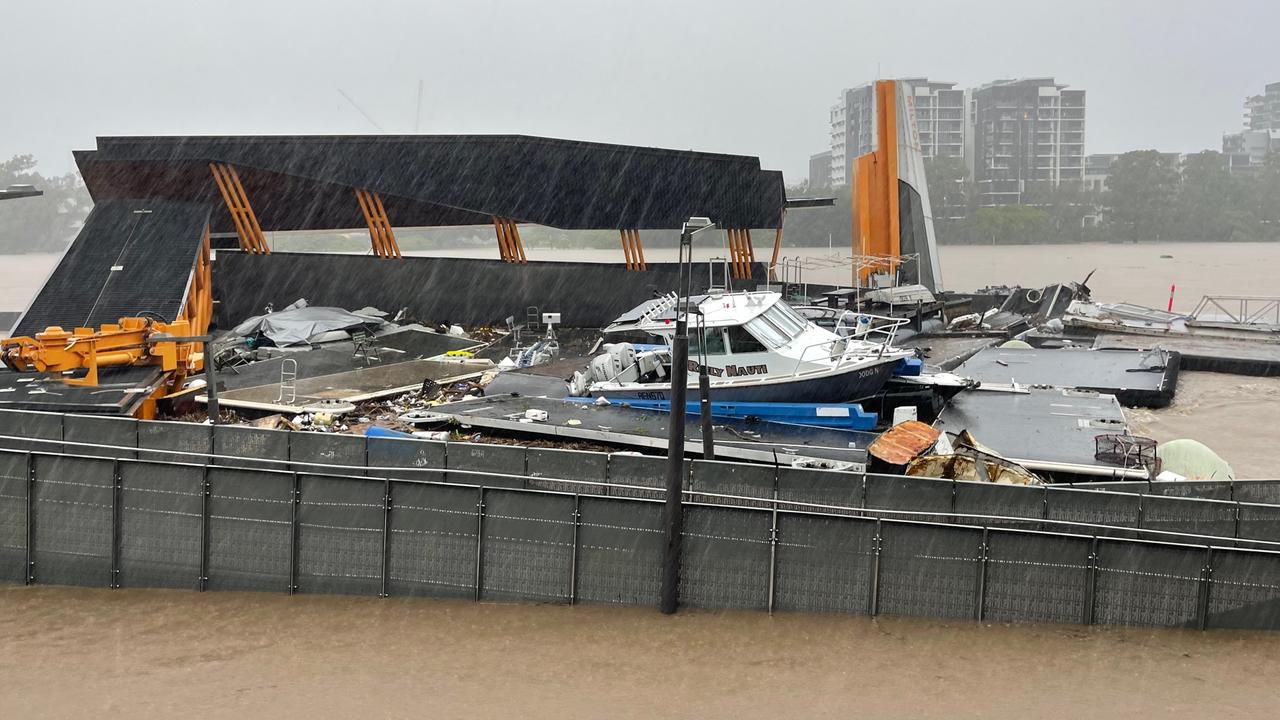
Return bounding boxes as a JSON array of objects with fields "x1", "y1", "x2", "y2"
[{"x1": 688, "y1": 361, "x2": 769, "y2": 377}]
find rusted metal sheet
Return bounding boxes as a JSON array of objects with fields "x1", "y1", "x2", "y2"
[{"x1": 868, "y1": 420, "x2": 940, "y2": 465}]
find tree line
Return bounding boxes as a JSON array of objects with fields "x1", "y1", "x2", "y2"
[
  {"x1": 787, "y1": 150, "x2": 1280, "y2": 247},
  {"x1": 0, "y1": 155, "x2": 92, "y2": 254}
]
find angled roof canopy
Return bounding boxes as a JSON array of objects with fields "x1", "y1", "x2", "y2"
[{"x1": 74, "y1": 134, "x2": 787, "y2": 232}]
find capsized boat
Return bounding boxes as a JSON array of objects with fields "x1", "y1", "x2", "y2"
[{"x1": 569, "y1": 291, "x2": 915, "y2": 403}]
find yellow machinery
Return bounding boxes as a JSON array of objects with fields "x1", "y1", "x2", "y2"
[{"x1": 1, "y1": 318, "x2": 204, "y2": 409}]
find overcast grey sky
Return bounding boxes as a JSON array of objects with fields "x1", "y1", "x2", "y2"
[{"x1": 3, "y1": 0, "x2": 1276, "y2": 181}]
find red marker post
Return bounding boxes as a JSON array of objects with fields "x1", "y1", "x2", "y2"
[{"x1": 1167, "y1": 283, "x2": 1176, "y2": 312}]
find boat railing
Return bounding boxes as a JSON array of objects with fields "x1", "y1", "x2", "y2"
[
  {"x1": 789, "y1": 314, "x2": 909, "y2": 377},
  {"x1": 1189, "y1": 294, "x2": 1280, "y2": 327}
]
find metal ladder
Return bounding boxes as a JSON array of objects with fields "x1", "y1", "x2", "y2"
[{"x1": 276, "y1": 358, "x2": 297, "y2": 404}]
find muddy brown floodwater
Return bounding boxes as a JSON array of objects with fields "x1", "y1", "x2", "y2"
[{"x1": 1, "y1": 585, "x2": 1279, "y2": 719}]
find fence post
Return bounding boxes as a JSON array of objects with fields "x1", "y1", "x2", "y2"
[
  {"x1": 24, "y1": 452, "x2": 35, "y2": 585},
  {"x1": 473, "y1": 486, "x2": 486, "y2": 602},
  {"x1": 767, "y1": 503, "x2": 779, "y2": 615},
  {"x1": 380, "y1": 478, "x2": 392, "y2": 598},
  {"x1": 869, "y1": 518, "x2": 883, "y2": 616},
  {"x1": 1135, "y1": 493, "x2": 1144, "y2": 530},
  {"x1": 1233, "y1": 502, "x2": 1242, "y2": 543},
  {"x1": 288, "y1": 471, "x2": 300, "y2": 595},
  {"x1": 1084, "y1": 535, "x2": 1099, "y2": 625},
  {"x1": 975, "y1": 526, "x2": 989, "y2": 621},
  {"x1": 198, "y1": 464, "x2": 210, "y2": 591},
  {"x1": 1197, "y1": 546, "x2": 1214, "y2": 631},
  {"x1": 110, "y1": 458, "x2": 122, "y2": 589},
  {"x1": 569, "y1": 494, "x2": 581, "y2": 605}
]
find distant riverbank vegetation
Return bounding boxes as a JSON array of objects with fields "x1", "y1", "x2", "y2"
[
  {"x1": 788, "y1": 150, "x2": 1280, "y2": 247},
  {"x1": 3, "y1": 149, "x2": 1277, "y2": 254}
]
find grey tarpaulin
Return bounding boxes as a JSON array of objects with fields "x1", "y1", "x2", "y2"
[{"x1": 231, "y1": 301, "x2": 385, "y2": 347}]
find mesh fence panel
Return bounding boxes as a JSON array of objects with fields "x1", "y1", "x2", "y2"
[
  {"x1": 138, "y1": 420, "x2": 211, "y2": 463},
  {"x1": 1093, "y1": 539, "x2": 1203, "y2": 628},
  {"x1": 480, "y1": 489, "x2": 574, "y2": 603},
  {"x1": 865, "y1": 475, "x2": 954, "y2": 523},
  {"x1": 290, "y1": 433, "x2": 366, "y2": 475},
  {"x1": 119, "y1": 462, "x2": 202, "y2": 589},
  {"x1": 1238, "y1": 503, "x2": 1280, "y2": 544},
  {"x1": 690, "y1": 460, "x2": 775, "y2": 508},
  {"x1": 1147, "y1": 482, "x2": 1234, "y2": 501},
  {"x1": 0, "y1": 410, "x2": 61, "y2": 452},
  {"x1": 32, "y1": 455, "x2": 113, "y2": 587},
  {"x1": 63, "y1": 415, "x2": 137, "y2": 458},
  {"x1": 297, "y1": 475, "x2": 383, "y2": 596},
  {"x1": 1205, "y1": 549, "x2": 1280, "y2": 630},
  {"x1": 575, "y1": 497, "x2": 663, "y2": 606},
  {"x1": 367, "y1": 437, "x2": 446, "y2": 481},
  {"x1": 983, "y1": 530, "x2": 1091, "y2": 625},
  {"x1": 678, "y1": 506, "x2": 771, "y2": 610},
  {"x1": 448, "y1": 443, "x2": 526, "y2": 488},
  {"x1": 609, "y1": 453, "x2": 680, "y2": 500},
  {"x1": 1139, "y1": 495, "x2": 1238, "y2": 542},
  {"x1": 1046, "y1": 488, "x2": 1141, "y2": 535},
  {"x1": 773, "y1": 513, "x2": 875, "y2": 615},
  {"x1": 953, "y1": 482, "x2": 1045, "y2": 529},
  {"x1": 212, "y1": 426, "x2": 290, "y2": 470},
  {"x1": 776, "y1": 466, "x2": 861, "y2": 513},
  {"x1": 0, "y1": 451, "x2": 27, "y2": 583},
  {"x1": 1231, "y1": 481, "x2": 1280, "y2": 506},
  {"x1": 386, "y1": 482, "x2": 478, "y2": 598},
  {"x1": 877, "y1": 522, "x2": 981, "y2": 619},
  {"x1": 206, "y1": 467, "x2": 292, "y2": 592},
  {"x1": 525, "y1": 448, "x2": 608, "y2": 495}
]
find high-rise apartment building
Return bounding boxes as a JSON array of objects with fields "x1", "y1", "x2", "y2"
[
  {"x1": 1225, "y1": 81, "x2": 1280, "y2": 173},
  {"x1": 1245, "y1": 81, "x2": 1280, "y2": 130},
  {"x1": 824, "y1": 78, "x2": 963, "y2": 187},
  {"x1": 970, "y1": 78, "x2": 1086, "y2": 206}
]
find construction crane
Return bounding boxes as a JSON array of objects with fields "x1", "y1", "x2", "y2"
[{"x1": 1, "y1": 317, "x2": 211, "y2": 417}]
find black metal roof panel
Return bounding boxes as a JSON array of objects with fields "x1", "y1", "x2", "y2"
[
  {"x1": 74, "y1": 134, "x2": 786, "y2": 230},
  {"x1": 12, "y1": 200, "x2": 210, "y2": 337}
]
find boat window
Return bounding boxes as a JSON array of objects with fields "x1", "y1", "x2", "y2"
[
  {"x1": 741, "y1": 318, "x2": 787, "y2": 349},
  {"x1": 764, "y1": 304, "x2": 808, "y2": 338},
  {"x1": 690, "y1": 328, "x2": 727, "y2": 355}
]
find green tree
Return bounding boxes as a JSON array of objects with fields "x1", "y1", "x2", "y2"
[
  {"x1": 0, "y1": 155, "x2": 92, "y2": 253},
  {"x1": 1173, "y1": 151, "x2": 1250, "y2": 242},
  {"x1": 1104, "y1": 150, "x2": 1180, "y2": 242}
]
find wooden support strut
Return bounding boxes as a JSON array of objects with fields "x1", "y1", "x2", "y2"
[
  {"x1": 631, "y1": 229, "x2": 646, "y2": 270},
  {"x1": 619, "y1": 229, "x2": 634, "y2": 270},
  {"x1": 355, "y1": 189, "x2": 402, "y2": 259},
  {"x1": 619, "y1": 230, "x2": 645, "y2": 271},
  {"x1": 209, "y1": 163, "x2": 269, "y2": 254},
  {"x1": 493, "y1": 217, "x2": 526, "y2": 263}
]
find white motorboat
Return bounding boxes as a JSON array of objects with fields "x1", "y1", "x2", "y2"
[{"x1": 569, "y1": 291, "x2": 915, "y2": 403}]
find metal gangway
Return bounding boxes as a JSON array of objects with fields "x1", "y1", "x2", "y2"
[{"x1": 1190, "y1": 295, "x2": 1280, "y2": 328}]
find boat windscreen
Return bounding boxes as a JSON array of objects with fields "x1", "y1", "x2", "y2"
[
  {"x1": 744, "y1": 316, "x2": 789, "y2": 348},
  {"x1": 764, "y1": 304, "x2": 809, "y2": 337}
]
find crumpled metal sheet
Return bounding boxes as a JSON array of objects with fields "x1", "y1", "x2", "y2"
[{"x1": 868, "y1": 420, "x2": 941, "y2": 465}]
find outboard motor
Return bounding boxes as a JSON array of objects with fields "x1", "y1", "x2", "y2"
[{"x1": 588, "y1": 343, "x2": 638, "y2": 383}]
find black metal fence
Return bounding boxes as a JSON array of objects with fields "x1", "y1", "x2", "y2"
[
  {"x1": 2, "y1": 408, "x2": 1279, "y2": 550},
  {"x1": 3, "y1": 445, "x2": 1280, "y2": 631}
]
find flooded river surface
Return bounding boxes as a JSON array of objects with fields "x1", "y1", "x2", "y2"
[{"x1": 2, "y1": 585, "x2": 1279, "y2": 719}]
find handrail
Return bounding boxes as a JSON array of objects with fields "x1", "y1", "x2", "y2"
[
  {"x1": 789, "y1": 314, "x2": 909, "y2": 376},
  {"x1": 1190, "y1": 294, "x2": 1280, "y2": 326}
]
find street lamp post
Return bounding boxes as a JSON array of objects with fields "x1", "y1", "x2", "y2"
[
  {"x1": 0, "y1": 185, "x2": 44, "y2": 202},
  {"x1": 660, "y1": 216, "x2": 715, "y2": 615}
]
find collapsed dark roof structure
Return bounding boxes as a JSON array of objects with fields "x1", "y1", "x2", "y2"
[{"x1": 75, "y1": 134, "x2": 788, "y2": 232}]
